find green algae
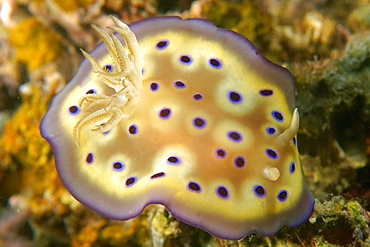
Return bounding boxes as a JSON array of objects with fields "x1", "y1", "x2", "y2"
[
  {"x1": 294, "y1": 33, "x2": 370, "y2": 168},
  {"x1": 310, "y1": 196, "x2": 370, "y2": 246}
]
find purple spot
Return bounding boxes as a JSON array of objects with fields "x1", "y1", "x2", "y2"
[
  {"x1": 193, "y1": 117, "x2": 206, "y2": 129},
  {"x1": 290, "y1": 162, "x2": 296, "y2": 173},
  {"x1": 68, "y1": 105, "x2": 79, "y2": 114},
  {"x1": 167, "y1": 156, "x2": 181, "y2": 165},
  {"x1": 86, "y1": 153, "x2": 93, "y2": 164},
  {"x1": 259, "y1": 89, "x2": 273, "y2": 96},
  {"x1": 266, "y1": 127, "x2": 276, "y2": 135},
  {"x1": 174, "y1": 80, "x2": 186, "y2": 88},
  {"x1": 150, "y1": 82, "x2": 159, "y2": 91},
  {"x1": 272, "y1": 111, "x2": 284, "y2": 121},
  {"x1": 292, "y1": 137, "x2": 296, "y2": 145},
  {"x1": 277, "y1": 190, "x2": 288, "y2": 201},
  {"x1": 179, "y1": 55, "x2": 192, "y2": 64},
  {"x1": 112, "y1": 162, "x2": 124, "y2": 171},
  {"x1": 217, "y1": 186, "x2": 229, "y2": 199},
  {"x1": 215, "y1": 148, "x2": 226, "y2": 158},
  {"x1": 254, "y1": 185, "x2": 266, "y2": 197},
  {"x1": 193, "y1": 93, "x2": 203, "y2": 100},
  {"x1": 234, "y1": 156, "x2": 246, "y2": 168},
  {"x1": 227, "y1": 131, "x2": 242, "y2": 142},
  {"x1": 125, "y1": 177, "x2": 136, "y2": 187},
  {"x1": 156, "y1": 40, "x2": 168, "y2": 49},
  {"x1": 209, "y1": 58, "x2": 222, "y2": 68},
  {"x1": 228, "y1": 91, "x2": 242, "y2": 103},
  {"x1": 86, "y1": 89, "x2": 96, "y2": 94},
  {"x1": 128, "y1": 124, "x2": 138, "y2": 135},
  {"x1": 266, "y1": 149, "x2": 278, "y2": 159},
  {"x1": 188, "y1": 181, "x2": 201, "y2": 192},
  {"x1": 159, "y1": 108, "x2": 171, "y2": 119},
  {"x1": 102, "y1": 64, "x2": 113, "y2": 72},
  {"x1": 151, "y1": 172, "x2": 165, "y2": 179}
]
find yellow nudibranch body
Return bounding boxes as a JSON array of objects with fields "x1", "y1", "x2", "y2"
[{"x1": 41, "y1": 16, "x2": 314, "y2": 240}]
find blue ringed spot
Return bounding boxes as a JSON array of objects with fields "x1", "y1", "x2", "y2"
[
  {"x1": 254, "y1": 185, "x2": 266, "y2": 197},
  {"x1": 86, "y1": 89, "x2": 96, "y2": 94},
  {"x1": 188, "y1": 181, "x2": 201, "y2": 193},
  {"x1": 128, "y1": 124, "x2": 138, "y2": 135},
  {"x1": 159, "y1": 108, "x2": 171, "y2": 119},
  {"x1": 209, "y1": 58, "x2": 222, "y2": 68},
  {"x1": 259, "y1": 89, "x2": 273, "y2": 96},
  {"x1": 290, "y1": 162, "x2": 296, "y2": 173},
  {"x1": 167, "y1": 156, "x2": 181, "y2": 165},
  {"x1": 215, "y1": 148, "x2": 226, "y2": 158},
  {"x1": 227, "y1": 131, "x2": 242, "y2": 142},
  {"x1": 86, "y1": 153, "x2": 93, "y2": 164},
  {"x1": 193, "y1": 117, "x2": 206, "y2": 129},
  {"x1": 216, "y1": 186, "x2": 229, "y2": 199},
  {"x1": 266, "y1": 149, "x2": 278, "y2": 159},
  {"x1": 292, "y1": 137, "x2": 297, "y2": 145},
  {"x1": 272, "y1": 111, "x2": 284, "y2": 121},
  {"x1": 102, "y1": 64, "x2": 113, "y2": 72},
  {"x1": 125, "y1": 177, "x2": 137, "y2": 187},
  {"x1": 234, "y1": 156, "x2": 246, "y2": 168},
  {"x1": 277, "y1": 190, "x2": 288, "y2": 201},
  {"x1": 193, "y1": 93, "x2": 203, "y2": 100},
  {"x1": 179, "y1": 55, "x2": 192, "y2": 64},
  {"x1": 150, "y1": 172, "x2": 165, "y2": 179},
  {"x1": 174, "y1": 80, "x2": 186, "y2": 88},
  {"x1": 228, "y1": 91, "x2": 242, "y2": 103},
  {"x1": 156, "y1": 40, "x2": 169, "y2": 49},
  {"x1": 266, "y1": 127, "x2": 276, "y2": 135},
  {"x1": 68, "y1": 105, "x2": 79, "y2": 114},
  {"x1": 150, "y1": 82, "x2": 159, "y2": 91},
  {"x1": 112, "y1": 162, "x2": 124, "y2": 171}
]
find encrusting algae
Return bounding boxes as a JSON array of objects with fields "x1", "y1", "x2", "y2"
[
  {"x1": 202, "y1": 0, "x2": 272, "y2": 45},
  {"x1": 48, "y1": 0, "x2": 97, "y2": 12},
  {"x1": 8, "y1": 17, "x2": 63, "y2": 71},
  {"x1": 1, "y1": 0, "x2": 370, "y2": 246}
]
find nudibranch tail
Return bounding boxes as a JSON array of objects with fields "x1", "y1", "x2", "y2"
[
  {"x1": 279, "y1": 108, "x2": 299, "y2": 145},
  {"x1": 72, "y1": 16, "x2": 142, "y2": 147}
]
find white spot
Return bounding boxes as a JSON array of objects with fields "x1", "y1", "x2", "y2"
[{"x1": 263, "y1": 167, "x2": 280, "y2": 181}]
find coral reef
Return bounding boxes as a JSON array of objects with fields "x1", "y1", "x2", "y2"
[
  {"x1": 0, "y1": 0, "x2": 370, "y2": 246},
  {"x1": 294, "y1": 33, "x2": 370, "y2": 168}
]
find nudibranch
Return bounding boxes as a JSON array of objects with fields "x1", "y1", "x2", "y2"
[{"x1": 40, "y1": 16, "x2": 314, "y2": 240}]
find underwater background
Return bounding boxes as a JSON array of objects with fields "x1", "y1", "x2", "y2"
[{"x1": 0, "y1": 0, "x2": 370, "y2": 246}]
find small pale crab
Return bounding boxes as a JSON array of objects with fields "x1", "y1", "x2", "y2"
[{"x1": 73, "y1": 16, "x2": 142, "y2": 147}]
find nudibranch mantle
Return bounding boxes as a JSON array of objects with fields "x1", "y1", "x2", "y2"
[{"x1": 40, "y1": 16, "x2": 314, "y2": 240}]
